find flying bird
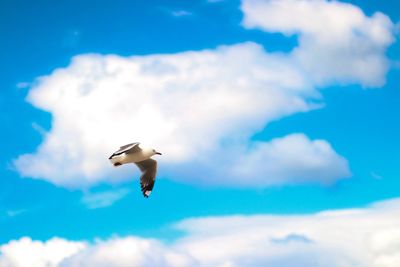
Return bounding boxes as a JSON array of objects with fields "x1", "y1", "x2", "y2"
[{"x1": 109, "y1": 143, "x2": 162, "y2": 198}]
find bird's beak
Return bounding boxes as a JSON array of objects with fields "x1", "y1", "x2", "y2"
[{"x1": 155, "y1": 151, "x2": 162, "y2": 155}]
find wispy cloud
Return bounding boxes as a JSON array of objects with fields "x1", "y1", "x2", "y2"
[
  {"x1": 16, "y1": 82, "x2": 31, "y2": 89},
  {"x1": 395, "y1": 20, "x2": 400, "y2": 34},
  {"x1": 371, "y1": 171, "x2": 383, "y2": 180},
  {"x1": 6, "y1": 209, "x2": 26, "y2": 217},
  {"x1": 81, "y1": 188, "x2": 130, "y2": 209},
  {"x1": 1, "y1": 209, "x2": 27, "y2": 218},
  {"x1": 171, "y1": 10, "x2": 192, "y2": 17},
  {"x1": 207, "y1": 0, "x2": 225, "y2": 3},
  {"x1": 31, "y1": 122, "x2": 47, "y2": 136}
]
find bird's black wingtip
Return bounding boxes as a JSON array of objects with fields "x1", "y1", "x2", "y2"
[{"x1": 142, "y1": 190, "x2": 152, "y2": 198}]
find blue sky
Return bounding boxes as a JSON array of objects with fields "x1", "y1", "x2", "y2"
[{"x1": 0, "y1": 0, "x2": 400, "y2": 266}]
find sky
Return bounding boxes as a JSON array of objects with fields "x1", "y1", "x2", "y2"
[{"x1": 0, "y1": 0, "x2": 399, "y2": 266}]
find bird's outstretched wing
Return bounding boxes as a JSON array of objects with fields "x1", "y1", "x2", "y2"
[
  {"x1": 109, "y1": 142, "x2": 140, "y2": 159},
  {"x1": 135, "y1": 158, "x2": 157, "y2": 198}
]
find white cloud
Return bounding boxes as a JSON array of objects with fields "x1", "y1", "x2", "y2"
[
  {"x1": 170, "y1": 133, "x2": 350, "y2": 187},
  {"x1": 241, "y1": 0, "x2": 395, "y2": 87},
  {"x1": 14, "y1": 0, "x2": 395, "y2": 188},
  {"x1": 227, "y1": 133, "x2": 350, "y2": 186},
  {"x1": 1, "y1": 198, "x2": 400, "y2": 267},
  {"x1": 60, "y1": 237, "x2": 195, "y2": 267},
  {"x1": 0, "y1": 237, "x2": 85, "y2": 267},
  {"x1": 81, "y1": 188, "x2": 130, "y2": 209},
  {"x1": 14, "y1": 43, "x2": 322, "y2": 188}
]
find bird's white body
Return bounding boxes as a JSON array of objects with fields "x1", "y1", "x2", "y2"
[
  {"x1": 109, "y1": 148, "x2": 154, "y2": 166},
  {"x1": 109, "y1": 142, "x2": 161, "y2": 198}
]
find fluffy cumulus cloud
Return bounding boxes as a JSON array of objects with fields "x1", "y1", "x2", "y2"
[
  {"x1": 0, "y1": 237, "x2": 85, "y2": 267},
  {"x1": 60, "y1": 237, "x2": 195, "y2": 267},
  {"x1": 14, "y1": 0, "x2": 395, "y2": 188},
  {"x1": 15, "y1": 43, "x2": 319, "y2": 187},
  {"x1": 174, "y1": 133, "x2": 351, "y2": 187},
  {"x1": 1, "y1": 198, "x2": 400, "y2": 267},
  {"x1": 242, "y1": 0, "x2": 395, "y2": 87},
  {"x1": 228, "y1": 133, "x2": 350, "y2": 186}
]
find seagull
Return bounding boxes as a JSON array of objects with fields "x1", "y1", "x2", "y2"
[{"x1": 109, "y1": 143, "x2": 162, "y2": 198}]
